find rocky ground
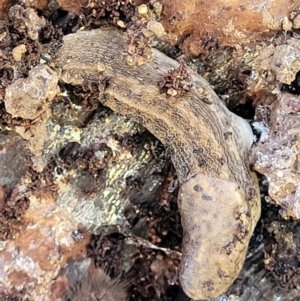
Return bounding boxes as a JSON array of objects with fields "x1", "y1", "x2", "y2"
[{"x1": 1, "y1": 0, "x2": 300, "y2": 301}]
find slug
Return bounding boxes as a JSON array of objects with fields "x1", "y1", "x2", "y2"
[{"x1": 52, "y1": 28, "x2": 261, "y2": 300}]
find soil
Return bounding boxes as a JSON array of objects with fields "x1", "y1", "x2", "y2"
[{"x1": 1, "y1": 1, "x2": 300, "y2": 301}]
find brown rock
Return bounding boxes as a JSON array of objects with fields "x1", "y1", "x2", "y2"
[
  {"x1": 56, "y1": 0, "x2": 82, "y2": 15},
  {"x1": 4, "y1": 64, "x2": 59, "y2": 120},
  {"x1": 8, "y1": 5, "x2": 46, "y2": 40},
  {"x1": 22, "y1": 0, "x2": 49, "y2": 11},
  {"x1": 159, "y1": 0, "x2": 299, "y2": 55},
  {"x1": 0, "y1": 0, "x2": 13, "y2": 20},
  {"x1": 259, "y1": 39, "x2": 300, "y2": 85},
  {"x1": 0, "y1": 189, "x2": 92, "y2": 300}
]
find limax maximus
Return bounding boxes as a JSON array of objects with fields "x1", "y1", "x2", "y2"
[{"x1": 53, "y1": 28, "x2": 261, "y2": 300}]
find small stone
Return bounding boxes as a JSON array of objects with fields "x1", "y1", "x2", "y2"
[
  {"x1": 9, "y1": 5, "x2": 46, "y2": 41},
  {"x1": 167, "y1": 88, "x2": 177, "y2": 96},
  {"x1": 117, "y1": 20, "x2": 126, "y2": 28},
  {"x1": 138, "y1": 4, "x2": 148, "y2": 16},
  {"x1": 4, "y1": 64, "x2": 59, "y2": 119},
  {"x1": 141, "y1": 28, "x2": 154, "y2": 38},
  {"x1": 252, "y1": 93, "x2": 300, "y2": 218},
  {"x1": 152, "y1": 1, "x2": 163, "y2": 17},
  {"x1": 147, "y1": 21, "x2": 165, "y2": 38},
  {"x1": 12, "y1": 44, "x2": 27, "y2": 62}
]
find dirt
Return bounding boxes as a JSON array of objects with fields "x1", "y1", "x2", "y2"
[{"x1": 1, "y1": 1, "x2": 300, "y2": 301}]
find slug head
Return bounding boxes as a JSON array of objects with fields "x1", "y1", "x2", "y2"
[{"x1": 178, "y1": 172, "x2": 260, "y2": 300}]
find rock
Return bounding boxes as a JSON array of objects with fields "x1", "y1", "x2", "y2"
[
  {"x1": 147, "y1": 20, "x2": 165, "y2": 38},
  {"x1": 159, "y1": 0, "x2": 299, "y2": 55},
  {"x1": 259, "y1": 39, "x2": 300, "y2": 85},
  {"x1": 8, "y1": 5, "x2": 46, "y2": 41},
  {"x1": 251, "y1": 93, "x2": 300, "y2": 219},
  {"x1": 0, "y1": 132, "x2": 28, "y2": 194},
  {"x1": 22, "y1": 0, "x2": 49, "y2": 11},
  {"x1": 0, "y1": 183, "x2": 92, "y2": 300},
  {"x1": 12, "y1": 44, "x2": 27, "y2": 62},
  {"x1": 4, "y1": 64, "x2": 59, "y2": 120},
  {"x1": 282, "y1": 16, "x2": 293, "y2": 32},
  {"x1": 0, "y1": 108, "x2": 169, "y2": 300},
  {"x1": 138, "y1": 3, "x2": 148, "y2": 16}
]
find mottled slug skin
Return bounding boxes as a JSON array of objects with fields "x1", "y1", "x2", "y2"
[{"x1": 53, "y1": 28, "x2": 261, "y2": 300}]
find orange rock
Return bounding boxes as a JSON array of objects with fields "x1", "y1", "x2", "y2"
[
  {"x1": 159, "y1": 0, "x2": 299, "y2": 55},
  {"x1": 0, "y1": 189, "x2": 91, "y2": 300}
]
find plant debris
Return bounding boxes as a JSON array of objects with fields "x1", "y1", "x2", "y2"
[
  {"x1": 158, "y1": 60, "x2": 192, "y2": 97},
  {"x1": 79, "y1": 0, "x2": 135, "y2": 30},
  {"x1": 62, "y1": 78, "x2": 110, "y2": 112}
]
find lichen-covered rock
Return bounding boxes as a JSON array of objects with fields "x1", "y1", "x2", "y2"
[
  {"x1": 251, "y1": 93, "x2": 300, "y2": 219},
  {"x1": 55, "y1": 110, "x2": 167, "y2": 234},
  {"x1": 0, "y1": 104, "x2": 169, "y2": 300},
  {"x1": 4, "y1": 64, "x2": 59, "y2": 120}
]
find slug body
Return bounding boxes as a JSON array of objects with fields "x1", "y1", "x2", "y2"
[{"x1": 53, "y1": 28, "x2": 261, "y2": 300}]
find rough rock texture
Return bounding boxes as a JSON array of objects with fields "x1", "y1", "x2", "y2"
[
  {"x1": 0, "y1": 99, "x2": 170, "y2": 300},
  {"x1": 8, "y1": 5, "x2": 46, "y2": 41},
  {"x1": 159, "y1": 0, "x2": 299, "y2": 55},
  {"x1": 251, "y1": 93, "x2": 300, "y2": 219},
  {"x1": 0, "y1": 132, "x2": 28, "y2": 193},
  {"x1": 3, "y1": 64, "x2": 59, "y2": 157},
  {"x1": 4, "y1": 64, "x2": 59, "y2": 119},
  {"x1": 260, "y1": 39, "x2": 300, "y2": 85},
  {"x1": 7, "y1": 0, "x2": 298, "y2": 57},
  {"x1": 0, "y1": 183, "x2": 92, "y2": 300},
  {"x1": 23, "y1": 0, "x2": 51, "y2": 11},
  {"x1": 55, "y1": 110, "x2": 168, "y2": 234}
]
